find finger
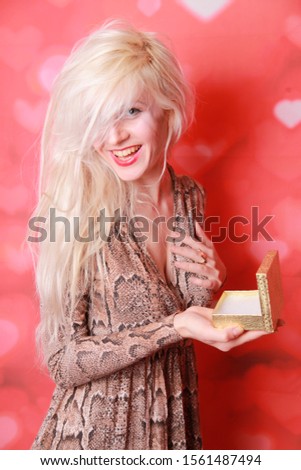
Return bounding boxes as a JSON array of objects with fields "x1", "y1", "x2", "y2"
[
  {"x1": 205, "y1": 324, "x2": 245, "y2": 344},
  {"x1": 190, "y1": 276, "x2": 219, "y2": 290},
  {"x1": 215, "y1": 329, "x2": 269, "y2": 351},
  {"x1": 195, "y1": 221, "x2": 212, "y2": 247},
  {"x1": 228, "y1": 329, "x2": 269, "y2": 347},
  {"x1": 170, "y1": 244, "x2": 208, "y2": 264},
  {"x1": 167, "y1": 230, "x2": 187, "y2": 244},
  {"x1": 176, "y1": 235, "x2": 212, "y2": 258},
  {"x1": 183, "y1": 309, "x2": 245, "y2": 345},
  {"x1": 174, "y1": 260, "x2": 210, "y2": 276}
]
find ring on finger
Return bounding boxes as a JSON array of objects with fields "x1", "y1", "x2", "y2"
[{"x1": 198, "y1": 250, "x2": 207, "y2": 264}]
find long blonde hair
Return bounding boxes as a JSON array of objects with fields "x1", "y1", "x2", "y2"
[{"x1": 30, "y1": 20, "x2": 194, "y2": 344}]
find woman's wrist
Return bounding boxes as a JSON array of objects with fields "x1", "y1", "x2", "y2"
[{"x1": 174, "y1": 311, "x2": 190, "y2": 339}]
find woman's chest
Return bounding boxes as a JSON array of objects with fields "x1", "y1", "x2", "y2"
[
  {"x1": 88, "y1": 230, "x2": 184, "y2": 334},
  {"x1": 143, "y1": 220, "x2": 175, "y2": 286}
]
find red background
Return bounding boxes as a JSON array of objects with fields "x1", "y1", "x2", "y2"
[{"x1": 1, "y1": 0, "x2": 300, "y2": 450}]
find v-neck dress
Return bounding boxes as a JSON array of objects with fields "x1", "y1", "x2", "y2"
[{"x1": 32, "y1": 166, "x2": 212, "y2": 450}]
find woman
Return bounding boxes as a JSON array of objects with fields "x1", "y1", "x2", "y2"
[{"x1": 30, "y1": 21, "x2": 265, "y2": 450}]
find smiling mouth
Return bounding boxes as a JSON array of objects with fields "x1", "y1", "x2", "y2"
[{"x1": 112, "y1": 145, "x2": 142, "y2": 160}]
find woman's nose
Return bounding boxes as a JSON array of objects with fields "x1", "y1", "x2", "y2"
[{"x1": 107, "y1": 121, "x2": 129, "y2": 146}]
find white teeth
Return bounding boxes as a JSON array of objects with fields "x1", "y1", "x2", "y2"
[{"x1": 113, "y1": 145, "x2": 141, "y2": 158}]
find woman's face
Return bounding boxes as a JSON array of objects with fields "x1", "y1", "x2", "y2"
[{"x1": 96, "y1": 96, "x2": 168, "y2": 184}]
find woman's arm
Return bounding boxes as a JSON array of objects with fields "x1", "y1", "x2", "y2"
[
  {"x1": 44, "y1": 291, "x2": 182, "y2": 389},
  {"x1": 44, "y1": 290, "x2": 266, "y2": 390}
]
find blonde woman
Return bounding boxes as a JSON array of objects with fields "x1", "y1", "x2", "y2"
[{"x1": 30, "y1": 21, "x2": 265, "y2": 450}]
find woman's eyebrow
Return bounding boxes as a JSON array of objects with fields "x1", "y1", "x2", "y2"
[{"x1": 134, "y1": 99, "x2": 148, "y2": 106}]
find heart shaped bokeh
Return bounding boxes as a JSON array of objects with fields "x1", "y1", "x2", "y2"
[
  {"x1": 13, "y1": 99, "x2": 48, "y2": 133},
  {"x1": 274, "y1": 99, "x2": 301, "y2": 129},
  {"x1": 1, "y1": 0, "x2": 300, "y2": 452},
  {"x1": 177, "y1": 0, "x2": 233, "y2": 21},
  {"x1": 137, "y1": 0, "x2": 161, "y2": 17}
]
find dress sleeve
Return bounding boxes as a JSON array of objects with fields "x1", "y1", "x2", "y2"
[{"x1": 43, "y1": 289, "x2": 182, "y2": 389}]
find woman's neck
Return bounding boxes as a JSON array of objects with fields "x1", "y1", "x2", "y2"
[{"x1": 135, "y1": 167, "x2": 172, "y2": 211}]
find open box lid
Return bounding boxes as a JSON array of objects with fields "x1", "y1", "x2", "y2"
[
  {"x1": 256, "y1": 250, "x2": 283, "y2": 331},
  {"x1": 212, "y1": 250, "x2": 283, "y2": 332}
]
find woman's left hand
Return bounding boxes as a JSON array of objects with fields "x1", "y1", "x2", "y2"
[{"x1": 170, "y1": 221, "x2": 227, "y2": 292}]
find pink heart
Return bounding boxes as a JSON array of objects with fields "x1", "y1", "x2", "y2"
[
  {"x1": 0, "y1": 319, "x2": 19, "y2": 357},
  {"x1": 38, "y1": 55, "x2": 67, "y2": 92},
  {"x1": 137, "y1": 0, "x2": 161, "y2": 17},
  {"x1": 171, "y1": 144, "x2": 215, "y2": 178},
  {"x1": 0, "y1": 26, "x2": 43, "y2": 71},
  {"x1": 177, "y1": 0, "x2": 233, "y2": 22},
  {"x1": 0, "y1": 184, "x2": 28, "y2": 214},
  {"x1": 285, "y1": 15, "x2": 301, "y2": 48},
  {"x1": 0, "y1": 416, "x2": 19, "y2": 448},
  {"x1": 4, "y1": 245, "x2": 33, "y2": 274},
  {"x1": 171, "y1": 139, "x2": 225, "y2": 176},
  {"x1": 274, "y1": 99, "x2": 301, "y2": 129},
  {"x1": 13, "y1": 99, "x2": 48, "y2": 133}
]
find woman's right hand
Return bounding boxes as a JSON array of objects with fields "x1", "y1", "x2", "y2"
[{"x1": 174, "y1": 306, "x2": 268, "y2": 352}]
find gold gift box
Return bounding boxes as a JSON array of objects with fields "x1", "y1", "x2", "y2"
[{"x1": 212, "y1": 250, "x2": 283, "y2": 332}]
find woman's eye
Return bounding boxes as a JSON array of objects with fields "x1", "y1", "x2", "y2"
[{"x1": 127, "y1": 107, "x2": 141, "y2": 116}]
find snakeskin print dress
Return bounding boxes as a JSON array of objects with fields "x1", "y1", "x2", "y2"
[{"x1": 32, "y1": 166, "x2": 211, "y2": 450}]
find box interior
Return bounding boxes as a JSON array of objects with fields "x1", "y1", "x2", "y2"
[{"x1": 214, "y1": 290, "x2": 261, "y2": 317}]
